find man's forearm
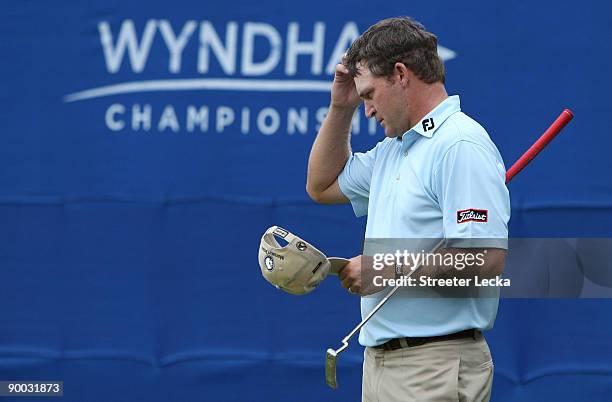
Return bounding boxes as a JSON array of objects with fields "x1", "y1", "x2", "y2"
[
  {"x1": 362, "y1": 248, "x2": 505, "y2": 291},
  {"x1": 352, "y1": 249, "x2": 505, "y2": 295},
  {"x1": 407, "y1": 248, "x2": 506, "y2": 281},
  {"x1": 306, "y1": 106, "x2": 355, "y2": 195}
]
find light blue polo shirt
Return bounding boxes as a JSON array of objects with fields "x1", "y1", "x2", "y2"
[{"x1": 338, "y1": 95, "x2": 510, "y2": 347}]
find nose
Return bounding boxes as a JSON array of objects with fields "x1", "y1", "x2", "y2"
[{"x1": 364, "y1": 101, "x2": 375, "y2": 119}]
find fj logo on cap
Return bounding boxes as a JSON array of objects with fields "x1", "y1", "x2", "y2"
[
  {"x1": 422, "y1": 118, "x2": 435, "y2": 132},
  {"x1": 296, "y1": 241, "x2": 307, "y2": 251},
  {"x1": 457, "y1": 209, "x2": 488, "y2": 223}
]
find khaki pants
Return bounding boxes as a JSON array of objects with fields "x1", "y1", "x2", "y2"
[{"x1": 362, "y1": 333, "x2": 493, "y2": 402}]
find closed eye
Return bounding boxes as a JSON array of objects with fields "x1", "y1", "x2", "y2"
[{"x1": 359, "y1": 89, "x2": 373, "y2": 100}]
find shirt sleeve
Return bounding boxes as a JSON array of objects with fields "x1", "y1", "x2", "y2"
[
  {"x1": 433, "y1": 140, "x2": 510, "y2": 249},
  {"x1": 337, "y1": 142, "x2": 383, "y2": 217}
]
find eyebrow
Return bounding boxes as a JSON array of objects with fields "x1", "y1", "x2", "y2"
[{"x1": 358, "y1": 87, "x2": 373, "y2": 98}]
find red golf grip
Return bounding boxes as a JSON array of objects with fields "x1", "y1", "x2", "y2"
[{"x1": 505, "y1": 108, "x2": 574, "y2": 183}]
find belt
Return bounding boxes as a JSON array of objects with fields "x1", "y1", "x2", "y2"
[{"x1": 373, "y1": 329, "x2": 480, "y2": 351}]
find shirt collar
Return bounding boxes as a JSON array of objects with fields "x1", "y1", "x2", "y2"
[{"x1": 397, "y1": 95, "x2": 462, "y2": 152}]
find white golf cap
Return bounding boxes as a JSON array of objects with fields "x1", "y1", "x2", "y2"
[{"x1": 258, "y1": 226, "x2": 347, "y2": 295}]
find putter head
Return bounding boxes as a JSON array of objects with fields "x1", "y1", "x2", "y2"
[{"x1": 325, "y1": 348, "x2": 338, "y2": 389}]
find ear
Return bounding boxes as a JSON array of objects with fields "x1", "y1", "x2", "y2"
[{"x1": 393, "y1": 62, "x2": 411, "y2": 87}]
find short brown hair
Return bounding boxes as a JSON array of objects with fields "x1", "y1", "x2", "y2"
[{"x1": 344, "y1": 17, "x2": 445, "y2": 84}]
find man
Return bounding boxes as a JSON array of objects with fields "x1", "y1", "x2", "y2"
[{"x1": 306, "y1": 17, "x2": 510, "y2": 402}]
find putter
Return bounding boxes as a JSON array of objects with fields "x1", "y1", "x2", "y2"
[{"x1": 325, "y1": 242, "x2": 439, "y2": 389}]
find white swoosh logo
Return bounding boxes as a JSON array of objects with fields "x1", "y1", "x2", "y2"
[{"x1": 63, "y1": 47, "x2": 458, "y2": 103}]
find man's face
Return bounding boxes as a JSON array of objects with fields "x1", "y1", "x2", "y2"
[{"x1": 354, "y1": 63, "x2": 410, "y2": 137}]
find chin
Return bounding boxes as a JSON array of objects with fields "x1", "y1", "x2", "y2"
[{"x1": 383, "y1": 128, "x2": 400, "y2": 138}]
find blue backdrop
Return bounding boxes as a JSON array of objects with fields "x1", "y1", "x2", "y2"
[{"x1": 1, "y1": 1, "x2": 611, "y2": 401}]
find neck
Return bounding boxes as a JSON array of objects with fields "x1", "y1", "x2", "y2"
[{"x1": 407, "y1": 83, "x2": 448, "y2": 129}]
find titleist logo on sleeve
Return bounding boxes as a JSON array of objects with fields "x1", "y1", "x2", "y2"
[{"x1": 457, "y1": 209, "x2": 488, "y2": 223}]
